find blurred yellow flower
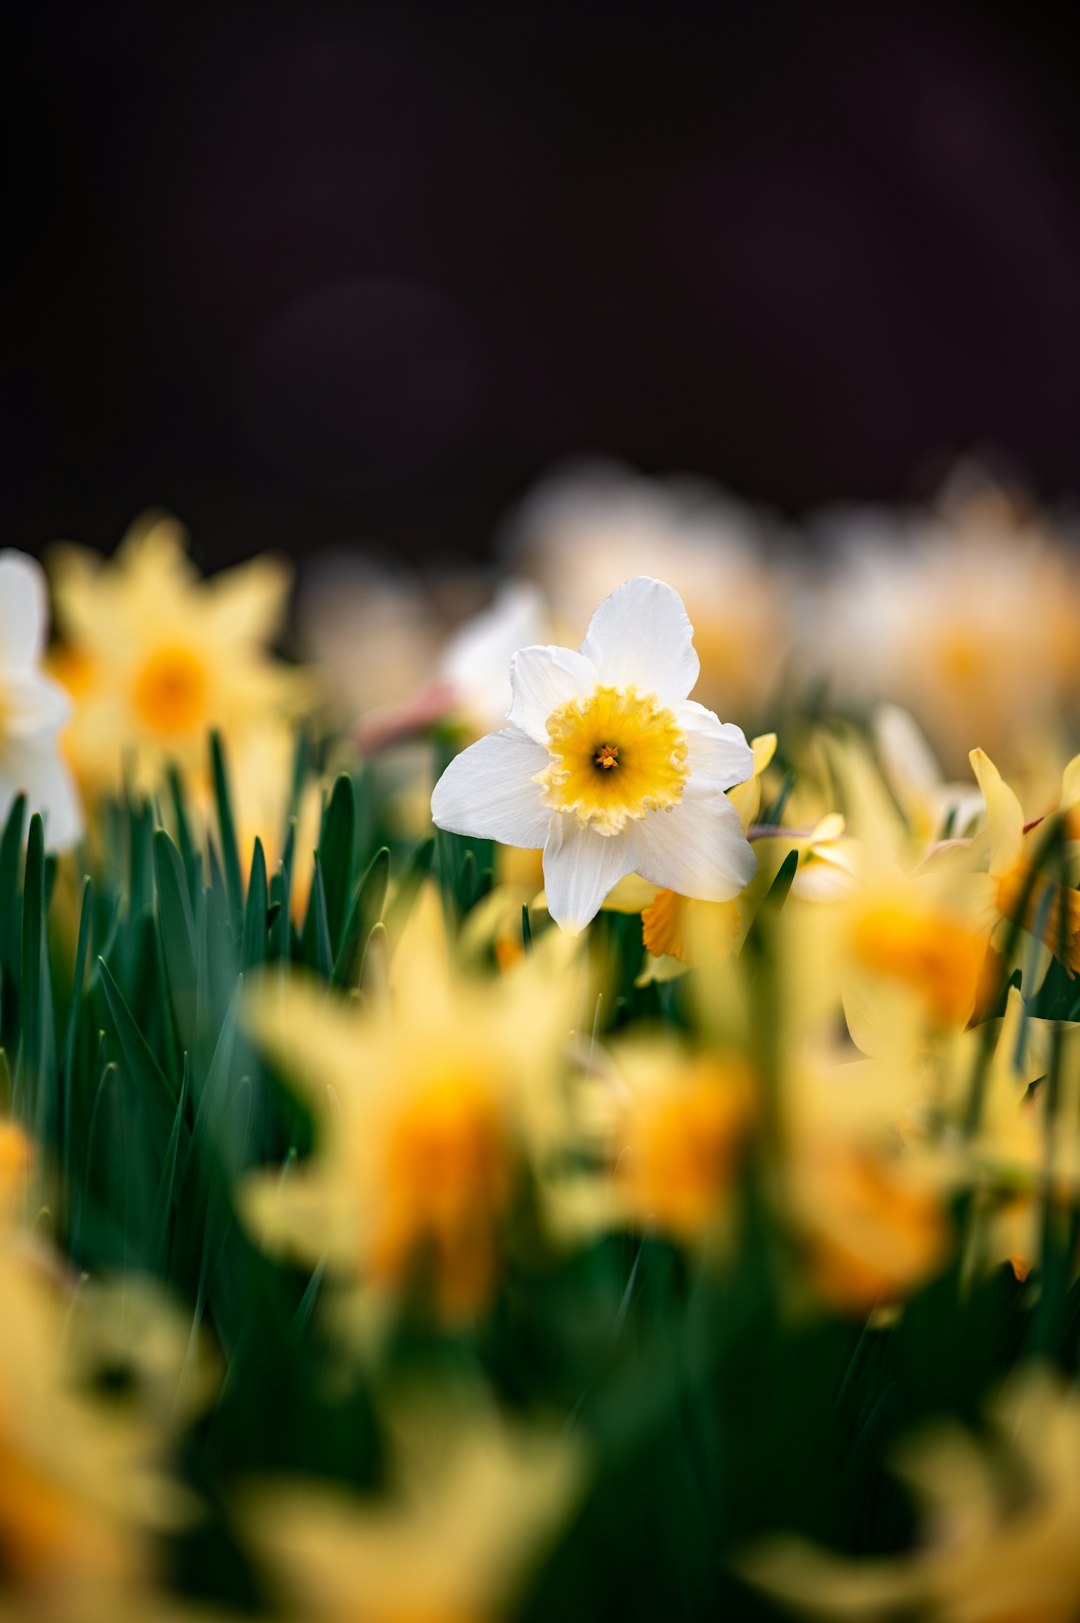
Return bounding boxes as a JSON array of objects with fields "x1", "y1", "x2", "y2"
[
  {"x1": 244, "y1": 1404, "x2": 583, "y2": 1623},
  {"x1": 0, "y1": 1246, "x2": 189, "y2": 1618},
  {"x1": 792, "y1": 1139, "x2": 951, "y2": 1314},
  {"x1": 818, "y1": 473, "x2": 1080, "y2": 773},
  {"x1": 613, "y1": 1046, "x2": 756, "y2": 1243},
  {"x1": 48, "y1": 512, "x2": 313, "y2": 792},
  {"x1": 241, "y1": 908, "x2": 586, "y2": 1324},
  {"x1": 740, "y1": 1365, "x2": 1080, "y2": 1623},
  {"x1": 971, "y1": 746, "x2": 1080, "y2": 980}
]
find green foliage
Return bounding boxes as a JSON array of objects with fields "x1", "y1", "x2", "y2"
[{"x1": 3, "y1": 735, "x2": 1079, "y2": 1623}]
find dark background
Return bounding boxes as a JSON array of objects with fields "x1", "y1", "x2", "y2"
[{"x1": 8, "y1": 1, "x2": 1080, "y2": 572}]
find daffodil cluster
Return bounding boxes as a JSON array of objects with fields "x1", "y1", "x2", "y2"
[{"x1": 0, "y1": 471, "x2": 1077, "y2": 1622}]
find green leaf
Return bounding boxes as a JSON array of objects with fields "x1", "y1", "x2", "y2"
[
  {"x1": 318, "y1": 774, "x2": 355, "y2": 955},
  {"x1": 60, "y1": 876, "x2": 94, "y2": 1215},
  {"x1": 150, "y1": 1054, "x2": 191, "y2": 1278},
  {"x1": 301, "y1": 857, "x2": 334, "y2": 981},
  {"x1": 241, "y1": 837, "x2": 269, "y2": 973},
  {"x1": 167, "y1": 763, "x2": 201, "y2": 900},
  {"x1": 359, "y1": 920, "x2": 389, "y2": 997},
  {"x1": 96, "y1": 956, "x2": 180, "y2": 1166},
  {"x1": 153, "y1": 830, "x2": 198, "y2": 1046},
  {"x1": 17, "y1": 813, "x2": 47, "y2": 1114},
  {"x1": 270, "y1": 823, "x2": 296, "y2": 962},
  {"x1": 385, "y1": 835, "x2": 434, "y2": 949},
  {"x1": 332, "y1": 846, "x2": 389, "y2": 988},
  {"x1": 210, "y1": 730, "x2": 244, "y2": 927}
]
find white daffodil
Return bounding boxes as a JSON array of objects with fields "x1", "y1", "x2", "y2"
[
  {"x1": 0, "y1": 550, "x2": 82, "y2": 848},
  {"x1": 432, "y1": 576, "x2": 756, "y2": 933}
]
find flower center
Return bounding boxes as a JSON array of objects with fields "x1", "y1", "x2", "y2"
[
  {"x1": 132, "y1": 645, "x2": 208, "y2": 736},
  {"x1": 373, "y1": 1076, "x2": 513, "y2": 1320},
  {"x1": 0, "y1": 679, "x2": 8, "y2": 748},
  {"x1": 852, "y1": 902, "x2": 986, "y2": 1026},
  {"x1": 620, "y1": 1059, "x2": 754, "y2": 1239},
  {"x1": 536, "y1": 684, "x2": 689, "y2": 837}
]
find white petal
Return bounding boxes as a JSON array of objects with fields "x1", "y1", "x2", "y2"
[
  {"x1": 2, "y1": 670, "x2": 72, "y2": 736},
  {"x1": 873, "y1": 703, "x2": 942, "y2": 796},
  {"x1": 507, "y1": 645, "x2": 598, "y2": 743},
  {"x1": 431, "y1": 728, "x2": 551, "y2": 848},
  {"x1": 542, "y1": 817, "x2": 638, "y2": 934},
  {"x1": 578, "y1": 576, "x2": 699, "y2": 704},
  {"x1": 0, "y1": 737, "x2": 83, "y2": 850},
  {"x1": 440, "y1": 580, "x2": 548, "y2": 732},
  {"x1": 0, "y1": 551, "x2": 49, "y2": 671},
  {"x1": 630, "y1": 793, "x2": 756, "y2": 901},
  {"x1": 676, "y1": 701, "x2": 754, "y2": 791}
]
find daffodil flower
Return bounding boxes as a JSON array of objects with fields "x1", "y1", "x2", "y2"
[
  {"x1": 0, "y1": 551, "x2": 82, "y2": 848},
  {"x1": 431, "y1": 577, "x2": 756, "y2": 933}
]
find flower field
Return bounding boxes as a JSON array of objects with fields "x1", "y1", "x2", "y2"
[{"x1": 2, "y1": 467, "x2": 1080, "y2": 1621}]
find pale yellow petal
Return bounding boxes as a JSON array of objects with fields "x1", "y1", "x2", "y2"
[{"x1": 969, "y1": 748, "x2": 1025, "y2": 875}]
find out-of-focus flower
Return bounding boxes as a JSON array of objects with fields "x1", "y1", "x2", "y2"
[
  {"x1": 971, "y1": 746, "x2": 1080, "y2": 981},
  {"x1": 948, "y1": 984, "x2": 1080, "y2": 1280},
  {"x1": 873, "y1": 703, "x2": 985, "y2": 849},
  {"x1": 357, "y1": 579, "x2": 548, "y2": 752},
  {"x1": 588, "y1": 1038, "x2": 757, "y2": 1245},
  {"x1": 439, "y1": 578, "x2": 548, "y2": 736},
  {"x1": 245, "y1": 1405, "x2": 584, "y2": 1623},
  {"x1": 432, "y1": 576, "x2": 756, "y2": 933},
  {"x1": 506, "y1": 462, "x2": 795, "y2": 722},
  {"x1": 790, "y1": 735, "x2": 994, "y2": 1055},
  {"x1": 816, "y1": 475, "x2": 1080, "y2": 773},
  {"x1": 779, "y1": 1045, "x2": 954, "y2": 1315},
  {"x1": 48, "y1": 513, "x2": 312, "y2": 793},
  {"x1": 0, "y1": 1117, "x2": 33, "y2": 1228},
  {"x1": 241, "y1": 906, "x2": 586, "y2": 1324},
  {"x1": 0, "y1": 550, "x2": 82, "y2": 848},
  {"x1": 739, "y1": 1365, "x2": 1080, "y2": 1623},
  {"x1": 0, "y1": 1244, "x2": 190, "y2": 1618},
  {"x1": 792, "y1": 1137, "x2": 951, "y2": 1314}
]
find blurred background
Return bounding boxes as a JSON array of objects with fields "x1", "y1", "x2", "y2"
[{"x1": 8, "y1": 0, "x2": 1080, "y2": 573}]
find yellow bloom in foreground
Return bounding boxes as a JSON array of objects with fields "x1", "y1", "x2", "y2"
[
  {"x1": 0, "y1": 1247, "x2": 189, "y2": 1617},
  {"x1": 971, "y1": 746, "x2": 1080, "y2": 979},
  {"x1": 48, "y1": 513, "x2": 312, "y2": 790},
  {"x1": 850, "y1": 896, "x2": 988, "y2": 1028},
  {"x1": 777, "y1": 1041, "x2": 954, "y2": 1315},
  {"x1": 245, "y1": 1406, "x2": 583, "y2": 1623},
  {"x1": 242, "y1": 917, "x2": 585, "y2": 1324},
  {"x1": 740, "y1": 1366, "x2": 1080, "y2": 1623},
  {"x1": 792, "y1": 1141, "x2": 950, "y2": 1314},
  {"x1": 615, "y1": 1049, "x2": 756, "y2": 1242},
  {"x1": 790, "y1": 735, "x2": 994, "y2": 1055},
  {"x1": 0, "y1": 1118, "x2": 33, "y2": 1227}
]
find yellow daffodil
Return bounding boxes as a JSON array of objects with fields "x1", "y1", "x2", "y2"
[
  {"x1": 740, "y1": 1365, "x2": 1080, "y2": 1623},
  {"x1": 817, "y1": 473, "x2": 1080, "y2": 772},
  {"x1": 432, "y1": 577, "x2": 756, "y2": 933},
  {"x1": 48, "y1": 513, "x2": 313, "y2": 792},
  {"x1": 777, "y1": 1042, "x2": 954, "y2": 1315},
  {"x1": 244, "y1": 1404, "x2": 583, "y2": 1623},
  {"x1": 971, "y1": 746, "x2": 1080, "y2": 980},
  {"x1": 241, "y1": 906, "x2": 587, "y2": 1324},
  {"x1": 599, "y1": 1038, "x2": 757, "y2": 1244},
  {"x1": 789, "y1": 735, "x2": 995, "y2": 1055},
  {"x1": 0, "y1": 1244, "x2": 191, "y2": 1618}
]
